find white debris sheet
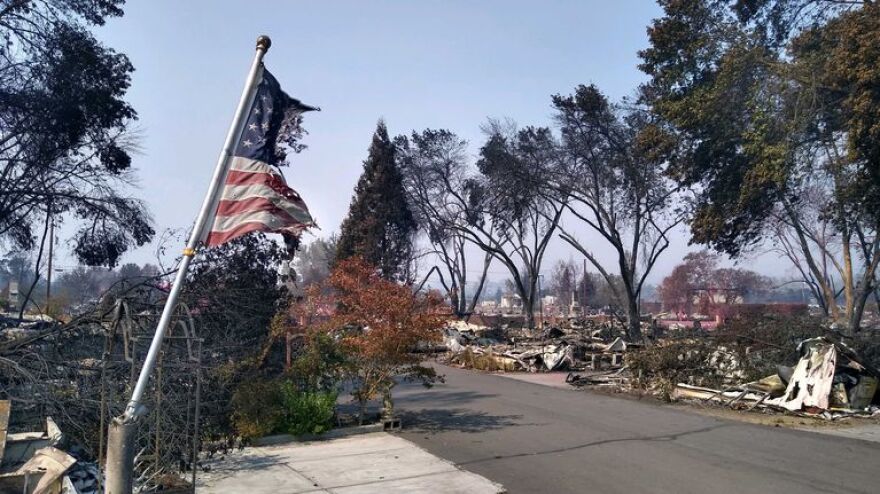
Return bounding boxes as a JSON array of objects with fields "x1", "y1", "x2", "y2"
[{"x1": 769, "y1": 342, "x2": 837, "y2": 411}]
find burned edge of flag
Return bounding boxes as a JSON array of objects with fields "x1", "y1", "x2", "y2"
[{"x1": 202, "y1": 66, "x2": 318, "y2": 247}]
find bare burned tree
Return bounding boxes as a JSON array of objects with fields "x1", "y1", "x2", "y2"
[
  {"x1": 770, "y1": 182, "x2": 879, "y2": 332},
  {"x1": 0, "y1": 233, "x2": 287, "y2": 490},
  {"x1": 397, "y1": 129, "x2": 491, "y2": 320},
  {"x1": 400, "y1": 123, "x2": 564, "y2": 329},
  {"x1": 551, "y1": 85, "x2": 682, "y2": 340}
]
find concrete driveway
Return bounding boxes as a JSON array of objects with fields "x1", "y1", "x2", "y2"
[{"x1": 197, "y1": 432, "x2": 503, "y2": 493}]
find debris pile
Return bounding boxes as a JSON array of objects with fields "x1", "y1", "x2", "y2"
[
  {"x1": 672, "y1": 338, "x2": 880, "y2": 419},
  {"x1": 0, "y1": 400, "x2": 108, "y2": 494},
  {"x1": 442, "y1": 319, "x2": 634, "y2": 373},
  {"x1": 0, "y1": 292, "x2": 204, "y2": 492},
  {"x1": 442, "y1": 317, "x2": 879, "y2": 420}
]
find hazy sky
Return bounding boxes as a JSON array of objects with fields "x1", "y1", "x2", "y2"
[{"x1": 76, "y1": 0, "x2": 791, "y2": 282}]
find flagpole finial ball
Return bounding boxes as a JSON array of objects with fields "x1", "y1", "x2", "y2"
[{"x1": 256, "y1": 35, "x2": 272, "y2": 52}]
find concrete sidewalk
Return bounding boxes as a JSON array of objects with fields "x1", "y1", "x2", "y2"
[
  {"x1": 197, "y1": 432, "x2": 504, "y2": 493},
  {"x1": 492, "y1": 370, "x2": 572, "y2": 389}
]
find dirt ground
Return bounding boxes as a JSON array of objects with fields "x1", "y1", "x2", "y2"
[{"x1": 668, "y1": 399, "x2": 880, "y2": 429}]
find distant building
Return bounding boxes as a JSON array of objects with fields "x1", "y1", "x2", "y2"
[
  {"x1": 477, "y1": 300, "x2": 498, "y2": 314},
  {"x1": 568, "y1": 292, "x2": 582, "y2": 316},
  {"x1": 6, "y1": 281, "x2": 19, "y2": 310},
  {"x1": 499, "y1": 293, "x2": 522, "y2": 314},
  {"x1": 692, "y1": 287, "x2": 744, "y2": 307}
]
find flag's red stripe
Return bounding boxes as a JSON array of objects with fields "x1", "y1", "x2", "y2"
[
  {"x1": 225, "y1": 169, "x2": 277, "y2": 186},
  {"x1": 205, "y1": 222, "x2": 270, "y2": 246},
  {"x1": 225, "y1": 170, "x2": 287, "y2": 192},
  {"x1": 215, "y1": 197, "x2": 300, "y2": 222}
]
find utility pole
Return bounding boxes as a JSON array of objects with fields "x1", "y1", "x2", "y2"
[
  {"x1": 538, "y1": 273, "x2": 545, "y2": 329},
  {"x1": 46, "y1": 208, "x2": 53, "y2": 308},
  {"x1": 582, "y1": 258, "x2": 588, "y2": 314}
]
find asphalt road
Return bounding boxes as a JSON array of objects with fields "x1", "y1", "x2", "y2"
[{"x1": 394, "y1": 364, "x2": 880, "y2": 494}]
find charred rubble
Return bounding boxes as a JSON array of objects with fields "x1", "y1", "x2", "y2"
[{"x1": 440, "y1": 316, "x2": 880, "y2": 420}]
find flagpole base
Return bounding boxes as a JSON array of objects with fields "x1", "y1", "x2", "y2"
[{"x1": 105, "y1": 418, "x2": 138, "y2": 494}]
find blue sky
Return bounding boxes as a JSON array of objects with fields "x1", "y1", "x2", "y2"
[{"x1": 83, "y1": 1, "x2": 787, "y2": 281}]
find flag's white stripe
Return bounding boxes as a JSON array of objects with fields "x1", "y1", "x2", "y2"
[
  {"x1": 221, "y1": 183, "x2": 282, "y2": 201},
  {"x1": 229, "y1": 156, "x2": 274, "y2": 173},
  {"x1": 210, "y1": 210, "x2": 292, "y2": 233},
  {"x1": 218, "y1": 184, "x2": 311, "y2": 223}
]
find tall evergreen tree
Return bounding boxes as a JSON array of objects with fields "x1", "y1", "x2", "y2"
[{"x1": 336, "y1": 121, "x2": 416, "y2": 281}]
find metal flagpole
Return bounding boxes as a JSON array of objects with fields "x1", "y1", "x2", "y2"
[{"x1": 104, "y1": 35, "x2": 272, "y2": 494}]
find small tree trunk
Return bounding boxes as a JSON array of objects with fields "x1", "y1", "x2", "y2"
[
  {"x1": 381, "y1": 382, "x2": 395, "y2": 419},
  {"x1": 822, "y1": 281, "x2": 840, "y2": 321},
  {"x1": 450, "y1": 283, "x2": 462, "y2": 319},
  {"x1": 284, "y1": 332, "x2": 292, "y2": 371},
  {"x1": 18, "y1": 207, "x2": 51, "y2": 320},
  {"x1": 358, "y1": 398, "x2": 367, "y2": 426},
  {"x1": 464, "y1": 253, "x2": 492, "y2": 322}
]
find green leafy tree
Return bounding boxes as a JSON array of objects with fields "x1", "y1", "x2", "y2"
[
  {"x1": 294, "y1": 236, "x2": 337, "y2": 286},
  {"x1": 639, "y1": 0, "x2": 880, "y2": 333},
  {"x1": 336, "y1": 121, "x2": 417, "y2": 282}
]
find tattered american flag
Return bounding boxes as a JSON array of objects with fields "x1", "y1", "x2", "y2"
[{"x1": 202, "y1": 67, "x2": 317, "y2": 247}]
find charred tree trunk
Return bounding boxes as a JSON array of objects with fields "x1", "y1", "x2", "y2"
[
  {"x1": 850, "y1": 290, "x2": 870, "y2": 335},
  {"x1": 464, "y1": 253, "x2": 492, "y2": 321},
  {"x1": 625, "y1": 296, "x2": 641, "y2": 341}
]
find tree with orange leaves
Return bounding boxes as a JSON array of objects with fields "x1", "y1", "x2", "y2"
[{"x1": 325, "y1": 256, "x2": 446, "y2": 423}]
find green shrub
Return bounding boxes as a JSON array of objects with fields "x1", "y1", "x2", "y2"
[
  {"x1": 230, "y1": 378, "x2": 284, "y2": 439},
  {"x1": 231, "y1": 378, "x2": 338, "y2": 438},
  {"x1": 288, "y1": 332, "x2": 350, "y2": 391},
  {"x1": 279, "y1": 382, "x2": 337, "y2": 435}
]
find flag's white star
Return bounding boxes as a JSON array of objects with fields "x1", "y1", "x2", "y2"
[
  {"x1": 261, "y1": 122, "x2": 270, "y2": 131},
  {"x1": 243, "y1": 139, "x2": 253, "y2": 148},
  {"x1": 248, "y1": 123, "x2": 258, "y2": 131},
  {"x1": 253, "y1": 108, "x2": 260, "y2": 115}
]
